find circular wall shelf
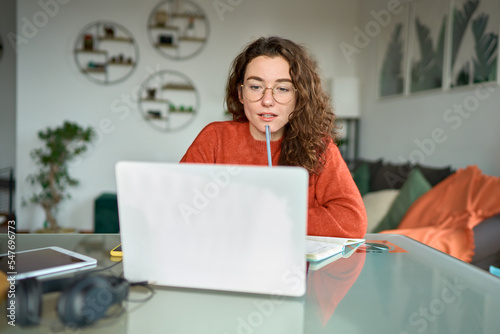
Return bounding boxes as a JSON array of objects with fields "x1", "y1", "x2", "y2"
[
  {"x1": 147, "y1": 0, "x2": 209, "y2": 60},
  {"x1": 138, "y1": 70, "x2": 199, "y2": 132},
  {"x1": 73, "y1": 21, "x2": 139, "y2": 85}
]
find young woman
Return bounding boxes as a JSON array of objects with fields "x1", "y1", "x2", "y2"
[{"x1": 181, "y1": 36, "x2": 367, "y2": 238}]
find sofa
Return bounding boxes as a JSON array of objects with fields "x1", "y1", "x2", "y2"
[{"x1": 351, "y1": 159, "x2": 500, "y2": 271}]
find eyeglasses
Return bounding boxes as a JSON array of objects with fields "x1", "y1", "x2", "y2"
[{"x1": 241, "y1": 80, "x2": 297, "y2": 104}]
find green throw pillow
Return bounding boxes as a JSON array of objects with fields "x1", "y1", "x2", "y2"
[
  {"x1": 372, "y1": 168, "x2": 431, "y2": 232},
  {"x1": 352, "y1": 163, "x2": 370, "y2": 196}
]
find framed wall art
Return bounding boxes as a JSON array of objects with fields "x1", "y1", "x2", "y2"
[
  {"x1": 450, "y1": 0, "x2": 499, "y2": 88},
  {"x1": 378, "y1": 5, "x2": 410, "y2": 97},
  {"x1": 377, "y1": 0, "x2": 499, "y2": 98},
  {"x1": 408, "y1": 0, "x2": 450, "y2": 93}
]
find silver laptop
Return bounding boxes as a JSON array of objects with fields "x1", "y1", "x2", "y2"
[{"x1": 115, "y1": 161, "x2": 309, "y2": 297}]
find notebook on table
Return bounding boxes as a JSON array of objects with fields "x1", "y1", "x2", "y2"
[{"x1": 115, "y1": 161, "x2": 309, "y2": 297}]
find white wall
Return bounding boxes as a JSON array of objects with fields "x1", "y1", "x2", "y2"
[
  {"x1": 16, "y1": 0, "x2": 360, "y2": 231},
  {"x1": 356, "y1": 0, "x2": 500, "y2": 176},
  {"x1": 0, "y1": 0, "x2": 17, "y2": 170}
]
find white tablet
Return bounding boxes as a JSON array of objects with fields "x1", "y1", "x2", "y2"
[{"x1": 0, "y1": 246, "x2": 97, "y2": 280}]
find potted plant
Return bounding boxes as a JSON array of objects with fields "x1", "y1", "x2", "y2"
[{"x1": 25, "y1": 121, "x2": 95, "y2": 232}]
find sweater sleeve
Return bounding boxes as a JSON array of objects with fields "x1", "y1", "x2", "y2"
[
  {"x1": 307, "y1": 143, "x2": 367, "y2": 238},
  {"x1": 180, "y1": 124, "x2": 218, "y2": 163}
]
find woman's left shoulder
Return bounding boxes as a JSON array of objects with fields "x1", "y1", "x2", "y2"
[
  {"x1": 323, "y1": 138, "x2": 341, "y2": 157},
  {"x1": 317, "y1": 138, "x2": 346, "y2": 175}
]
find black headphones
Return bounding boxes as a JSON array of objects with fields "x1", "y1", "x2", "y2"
[{"x1": 13, "y1": 274, "x2": 129, "y2": 328}]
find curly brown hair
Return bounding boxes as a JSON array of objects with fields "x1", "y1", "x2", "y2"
[{"x1": 225, "y1": 36, "x2": 337, "y2": 174}]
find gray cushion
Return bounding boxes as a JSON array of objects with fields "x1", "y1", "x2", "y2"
[
  {"x1": 370, "y1": 162, "x2": 412, "y2": 191},
  {"x1": 471, "y1": 213, "x2": 500, "y2": 270}
]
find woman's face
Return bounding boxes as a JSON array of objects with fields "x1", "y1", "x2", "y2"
[{"x1": 239, "y1": 56, "x2": 296, "y2": 141}]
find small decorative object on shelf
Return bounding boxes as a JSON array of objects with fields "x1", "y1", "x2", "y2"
[
  {"x1": 74, "y1": 21, "x2": 139, "y2": 85},
  {"x1": 155, "y1": 9, "x2": 168, "y2": 27},
  {"x1": 147, "y1": 110, "x2": 162, "y2": 118},
  {"x1": 147, "y1": 88, "x2": 156, "y2": 99},
  {"x1": 147, "y1": 0, "x2": 209, "y2": 60},
  {"x1": 83, "y1": 34, "x2": 94, "y2": 50},
  {"x1": 138, "y1": 70, "x2": 199, "y2": 132},
  {"x1": 86, "y1": 61, "x2": 106, "y2": 72},
  {"x1": 103, "y1": 25, "x2": 115, "y2": 38},
  {"x1": 184, "y1": 16, "x2": 196, "y2": 38},
  {"x1": 158, "y1": 34, "x2": 175, "y2": 46}
]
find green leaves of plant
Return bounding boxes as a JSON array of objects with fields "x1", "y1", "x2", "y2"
[
  {"x1": 411, "y1": 17, "x2": 446, "y2": 93},
  {"x1": 472, "y1": 14, "x2": 498, "y2": 83},
  {"x1": 25, "y1": 121, "x2": 96, "y2": 227},
  {"x1": 380, "y1": 23, "x2": 404, "y2": 97},
  {"x1": 452, "y1": 0, "x2": 480, "y2": 68},
  {"x1": 381, "y1": 0, "x2": 497, "y2": 94},
  {"x1": 452, "y1": 0, "x2": 497, "y2": 86}
]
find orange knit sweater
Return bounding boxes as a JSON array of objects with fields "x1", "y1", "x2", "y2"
[{"x1": 180, "y1": 121, "x2": 367, "y2": 238}]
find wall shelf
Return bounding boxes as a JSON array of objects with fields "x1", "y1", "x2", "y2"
[
  {"x1": 171, "y1": 12, "x2": 205, "y2": 19},
  {"x1": 162, "y1": 83, "x2": 195, "y2": 90},
  {"x1": 147, "y1": 0, "x2": 209, "y2": 60},
  {"x1": 83, "y1": 68, "x2": 107, "y2": 73},
  {"x1": 169, "y1": 109, "x2": 194, "y2": 113},
  {"x1": 178, "y1": 36, "x2": 206, "y2": 42},
  {"x1": 75, "y1": 49, "x2": 107, "y2": 55},
  {"x1": 149, "y1": 25, "x2": 179, "y2": 31},
  {"x1": 155, "y1": 43, "x2": 179, "y2": 49},
  {"x1": 138, "y1": 70, "x2": 199, "y2": 132},
  {"x1": 97, "y1": 36, "x2": 134, "y2": 43},
  {"x1": 73, "y1": 21, "x2": 138, "y2": 85},
  {"x1": 108, "y1": 61, "x2": 135, "y2": 66},
  {"x1": 140, "y1": 98, "x2": 170, "y2": 103}
]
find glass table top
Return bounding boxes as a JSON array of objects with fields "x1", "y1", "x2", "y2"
[{"x1": 1, "y1": 233, "x2": 499, "y2": 333}]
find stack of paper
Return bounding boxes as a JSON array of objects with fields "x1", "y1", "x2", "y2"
[
  {"x1": 306, "y1": 236, "x2": 365, "y2": 262},
  {"x1": 307, "y1": 243, "x2": 363, "y2": 271}
]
